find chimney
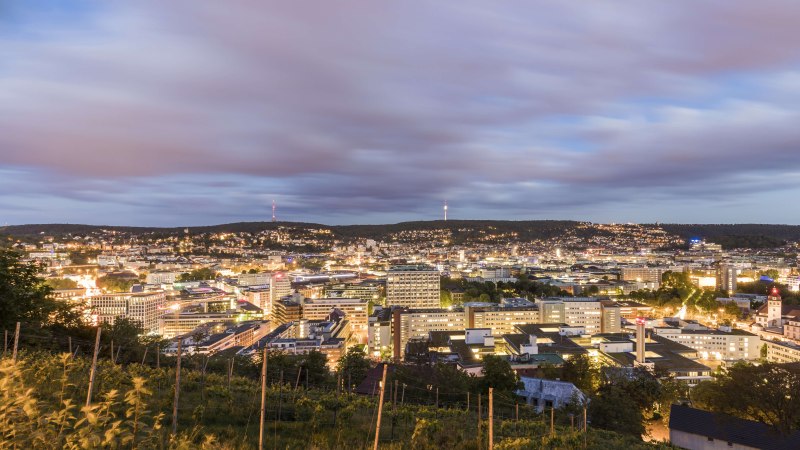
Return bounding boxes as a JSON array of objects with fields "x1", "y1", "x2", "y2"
[{"x1": 636, "y1": 317, "x2": 646, "y2": 364}]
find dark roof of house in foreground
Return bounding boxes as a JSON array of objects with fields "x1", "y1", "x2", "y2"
[{"x1": 669, "y1": 404, "x2": 800, "y2": 450}]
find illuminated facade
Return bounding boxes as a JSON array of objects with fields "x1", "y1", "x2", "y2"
[
  {"x1": 89, "y1": 291, "x2": 166, "y2": 333},
  {"x1": 386, "y1": 265, "x2": 440, "y2": 308}
]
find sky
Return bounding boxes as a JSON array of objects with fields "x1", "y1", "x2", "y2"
[{"x1": 2, "y1": 1, "x2": 800, "y2": 226}]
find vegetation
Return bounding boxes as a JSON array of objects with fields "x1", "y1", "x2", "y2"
[
  {"x1": 97, "y1": 275, "x2": 137, "y2": 293},
  {"x1": 692, "y1": 362, "x2": 800, "y2": 434},
  {"x1": 628, "y1": 271, "x2": 726, "y2": 313},
  {"x1": 45, "y1": 277, "x2": 79, "y2": 290},
  {"x1": 177, "y1": 268, "x2": 219, "y2": 282},
  {"x1": 0, "y1": 249, "x2": 84, "y2": 332},
  {"x1": 0, "y1": 351, "x2": 673, "y2": 449}
]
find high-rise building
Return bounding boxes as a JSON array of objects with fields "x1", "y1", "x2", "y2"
[
  {"x1": 716, "y1": 264, "x2": 738, "y2": 295},
  {"x1": 89, "y1": 291, "x2": 166, "y2": 333},
  {"x1": 386, "y1": 265, "x2": 440, "y2": 308},
  {"x1": 268, "y1": 272, "x2": 292, "y2": 314}
]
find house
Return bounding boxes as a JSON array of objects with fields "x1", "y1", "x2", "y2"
[
  {"x1": 669, "y1": 404, "x2": 800, "y2": 450},
  {"x1": 516, "y1": 377, "x2": 585, "y2": 412}
]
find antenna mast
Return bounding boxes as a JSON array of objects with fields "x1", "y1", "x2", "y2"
[
  {"x1": 272, "y1": 200, "x2": 277, "y2": 222},
  {"x1": 443, "y1": 200, "x2": 448, "y2": 221}
]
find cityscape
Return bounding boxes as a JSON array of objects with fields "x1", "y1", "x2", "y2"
[{"x1": 3, "y1": 2, "x2": 800, "y2": 450}]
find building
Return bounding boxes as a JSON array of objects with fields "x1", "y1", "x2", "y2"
[
  {"x1": 146, "y1": 271, "x2": 179, "y2": 285},
  {"x1": 268, "y1": 272, "x2": 292, "y2": 314},
  {"x1": 272, "y1": 298, "x2": 302, "y2": 326},
  {"x1": 324, "y1": 280, "x2": 382, "y2": 302},
  {"x1": 765, "y1": 339, "x2": 800, "y2": 364},
  {"x1": 716, "y1": 264, "x2": 738, "y2": 295},
  {"x1": 753, "y1": 288, "x2": 800, "y2": 330},
  {"x1": 238, "y1": 272, "x2": 271, "y2": 287},
  {"x1": 537, "y1": 297, "x2": 615, "y2": 335},
  {"x1": 367, "y1": 307, "x2": 394, "y2": 358},
  {"x1": 516, "y1": 377, "x2": 586, "y2": 412},
  {"x1": 612, "y1": 300, "x2": 654, "y2": 320},
  {"x1": 669, "y1": 404, "x2": 800, "y2": 450},
  {"x1": 467, "y1": 303, "x2": 540, "y2": 336},
  {"x1": 386, "y1": 265, "x2": 440, "y2": 309},
  {"x1": 653, "y1": 325, "x2": 761, "y2": 361},
  {"x1": 89, "y1": 291, "x2": 166, "y2": 333},
  {"x1": 620, "y1": 266, "x2": 680, "y2": 287},
  {"x1": 395, "y1": 308, "x2": 466, "y2": 358},
  {"x1": 185, "y1": 321, "x2": 271, "y2": 355},
  {"x1": 302, "y1": 297, "x2": 368, "y2": 337}
]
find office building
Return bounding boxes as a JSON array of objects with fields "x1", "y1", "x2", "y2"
[
  {"x1": 716, "y1": 264, "x2": 738, "y2": 295},
  {"x1": 268, "y1": 272, "x2": 292, "y2": 314},
  {"x1": 654, "y1": 326, "x2": 760, "y2": 361},
  {"x1": 386, "y1": 265, "x2": 440, "y2": 308},
  {"x1": 89, "y1": 291, "x2": 166, "y2": 333}
]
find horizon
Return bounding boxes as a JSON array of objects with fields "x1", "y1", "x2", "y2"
[{"x1": 5, "y1": 218, "x2": 800, "y2": 229}]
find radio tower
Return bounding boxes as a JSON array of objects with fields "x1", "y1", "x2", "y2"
[
  {"x1": 443, "y1": 200, "x2": 448, "y2": 221},
  {"x1": 271, "y1": 200, "x2": 277, "y2": 222}
]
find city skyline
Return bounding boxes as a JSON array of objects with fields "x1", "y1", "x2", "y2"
[{"x1": 4, "y1": 1, "x2": 800, "y2": 226}]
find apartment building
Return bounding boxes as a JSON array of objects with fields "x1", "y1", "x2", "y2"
[
  {"x1": 386, "y1": 265, "x2": 440, "y2": 308},
  {"x1": 89, "y1": 291, "x2": 166, "y2": 333}
]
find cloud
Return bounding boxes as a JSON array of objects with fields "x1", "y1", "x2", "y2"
[{"x1": 3, "y1": 1, "x2": 800, "y2": 225}]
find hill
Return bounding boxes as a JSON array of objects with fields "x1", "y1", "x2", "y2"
[{"x1": 3, "y1": 220, "x2": 800, "y2": 249}]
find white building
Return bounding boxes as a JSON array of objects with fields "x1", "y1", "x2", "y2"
[
  {"x1": 89, "y1": 291, "x2": 166, "y2": 333},
  {"x1": 653, "y1": 326, "x2": 760, "y2": 361},
  {"x1": 268, "y1": 272, "x2": 292, "y2": 314},
  {"x1": 386, "y1": 265, "x2": 440, "y2": 309}
]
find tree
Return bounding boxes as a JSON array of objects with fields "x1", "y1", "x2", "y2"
[
  {"x1": 560, "y1": 354, "x2": 600, "y2": 392},
  {"x1": 475, "y1": 355, "x2": 520, "y2": 393},
  {"x1": 177, "y1": 267, "x2": 219, "y2": 282},
  {"x1": 96, "y1": 276, "x2": 135, "y2": 293},
  {"x1": 45, "y1": 278, "x2": 79, "y2": 290},
  {"x1": 301, "y1": 351, "x2": 330, "y2": 386},
  {"x1": 589, "y1": 384, "x2": 645, "y2": 437},
  {"x1": 692, "y1": 362, "x2": 800, "y2": 434},
  {"x1": 0, "y1": 249, "x2": 83, "y2": 330},
  {"x1": 336, "y1": 347, "x2": 371, "y2": 387}
]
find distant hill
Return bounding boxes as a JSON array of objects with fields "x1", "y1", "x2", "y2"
[{"x1": 3, "y1": 220, "x2": 800, "y2": 249}]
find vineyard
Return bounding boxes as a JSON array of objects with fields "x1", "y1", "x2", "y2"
[{"x1": 0, "y1": 348, "x2": 675, "y2": 449}]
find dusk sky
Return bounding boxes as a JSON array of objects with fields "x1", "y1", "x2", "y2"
[{"x1": 3, "y1": 1, "x2": 800, "y2": 226}]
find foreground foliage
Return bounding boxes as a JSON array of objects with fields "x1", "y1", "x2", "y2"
[{"x1": 0, "y1": 352, "x2": 674, "y2": 449}]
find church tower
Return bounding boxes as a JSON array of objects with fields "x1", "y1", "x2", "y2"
[{"x1": 767, "y1": 287, "x2": 783, "y2": 327}]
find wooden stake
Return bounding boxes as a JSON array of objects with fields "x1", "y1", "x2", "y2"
[
  {"x1": 85, "y1": 326, "x2": 102, "y2": 407},
  {"x1": 516, "y1": 402, "x2": 519, "y2": 421},
  {"x1": 583, "y1": 406, "x2": 587, "y2": 449},
  {"x1": 477, "y1": 393, "x2": 482, "y2": 446},
  {"x1": 141, "y1": 346, "x2": 148, "y2": 367},
  {"x1": 11, "y1": 322, "x2": 20, "y2": 362},
  {"x1": 294, "y1": 367, "x2": 302, "y2": 391},
  {"x1": 372, "y1": 364, "x2": 388, "y2": 450},
  {"x1": 435, "y1": 387, "x2": 439, "y2": 409},
  {"x1": 488, "y1": 388, "x2": 494, "y2": 450},
  {"x1": 401, "y1": 383, "x2": 406, "y2": 405},
  {"x1": 110, "y1": 340, "x2": 114, "y2": 364},
  {"x1": 171, "y1": 338, "x2": 182, "y2": 435},
  {"x1": 258, "y1": 347, "x2": 267, "y2": 450},
  {"x1": 550, "y1": 407, "x2": 555, "y2": 437}
]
